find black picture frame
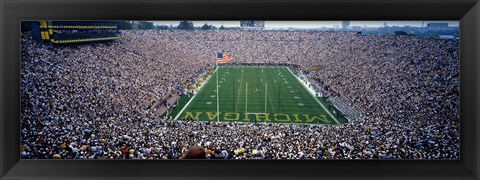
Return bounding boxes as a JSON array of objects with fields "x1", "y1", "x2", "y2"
[{"x1": 1, "y1": 0, "x2": 479, "y2": 179}]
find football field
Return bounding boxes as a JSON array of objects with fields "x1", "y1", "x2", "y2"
[{"x1": 173, "y1": 66, "x2": 347, "y2": 124}]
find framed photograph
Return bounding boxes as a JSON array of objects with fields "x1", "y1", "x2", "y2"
[{"x1": 1, "y1": 0, "x2": 479, "y2": 179}]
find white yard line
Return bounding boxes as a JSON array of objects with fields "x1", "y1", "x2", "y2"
[
  {"x1": 234, "y1": 66, "x2": 245, "y2": 112},
  {"x1": 285, "y1": 67, "x2": 341, "y2": 124},
  {"x1": 174, "y1": 66, "x2": 218, "y2": 120},
  {"x1": 263, "y1": 67, "x2": 276, "y2": 112}
]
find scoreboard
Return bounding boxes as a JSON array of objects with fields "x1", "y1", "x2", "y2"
[{"x1": 240, "y1": 21, "x2": 265, "y2": 30}]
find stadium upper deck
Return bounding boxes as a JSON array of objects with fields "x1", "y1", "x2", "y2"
[{"x1": 31, "y1": 21, "x2": 121, "y2": 44}]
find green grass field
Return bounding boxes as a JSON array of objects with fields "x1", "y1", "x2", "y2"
[{"x1": 173, "y1": 66, "x2": 347, "y2": 124}]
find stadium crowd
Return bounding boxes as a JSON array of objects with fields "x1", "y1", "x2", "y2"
[{"x1": 21, "y1": 29, "x2": 459, "y2": 159}]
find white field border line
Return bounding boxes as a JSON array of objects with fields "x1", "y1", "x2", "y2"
[
  {"x1": 174, "y1": 66, "x2": 218, "y2": 120},
  {"x1": 286, "y1": 67, "x2": 340, "y2": 125}
]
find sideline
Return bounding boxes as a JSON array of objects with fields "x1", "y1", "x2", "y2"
[
  {"x1": 285, "y1": 67, "x2": 341, "y2": 124},
  {"x1": 174, "y1": 66, "x2": 219, "y2": 120}
]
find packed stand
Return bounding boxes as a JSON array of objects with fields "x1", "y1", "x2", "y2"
[{"x1": 21, "y1": 29, "x2": 459, "y2": 159}]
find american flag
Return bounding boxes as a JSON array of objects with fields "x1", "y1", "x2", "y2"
[{"x1": 216, "y1": 52, "x2": 232, "y2": 64}]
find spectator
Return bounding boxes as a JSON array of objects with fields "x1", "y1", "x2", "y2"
[
  {"x1": 20, "y1": 29, "x2": 460, "y2": 160},
  {"x1": 181, "y1": 146, "x2": 207, "y2": 159}
]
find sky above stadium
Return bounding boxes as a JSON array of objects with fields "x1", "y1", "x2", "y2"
[{"x1": 151, "y1": 21, "x2": 459, "y2": 29}]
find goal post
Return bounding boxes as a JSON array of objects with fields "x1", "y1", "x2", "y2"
[
  {"x1": 216, "y1": 64, "x2": 219, "y2": 122},
  {"x1": 265, "y1": 83, "x2": 267, "y2": 114},
  {"x1": 245, "y1": 82, "x2": 248, "y2": 114}
]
